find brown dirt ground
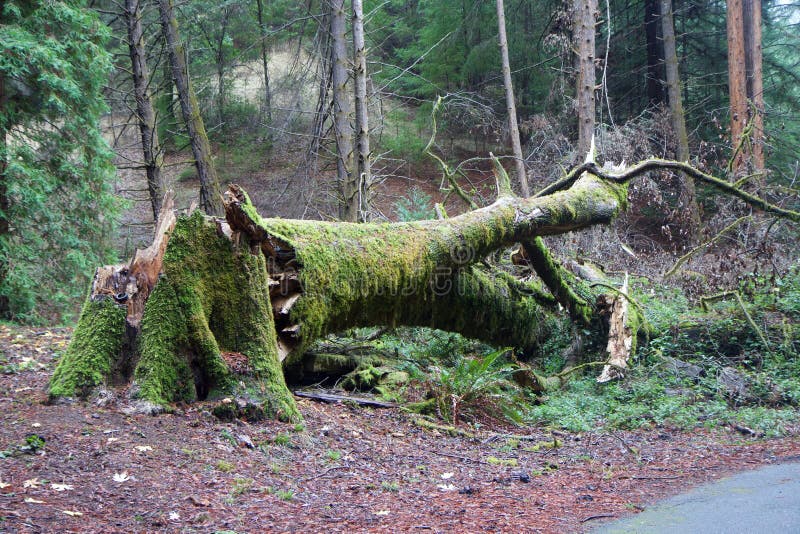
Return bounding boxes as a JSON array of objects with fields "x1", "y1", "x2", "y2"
[{"x1": 2, "y1": 326, "x2": 800, "y2": 533}]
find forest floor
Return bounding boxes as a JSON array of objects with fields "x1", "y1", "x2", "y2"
[{"x1": 2, "y1": 326, "x2": 800, "y2": 533}]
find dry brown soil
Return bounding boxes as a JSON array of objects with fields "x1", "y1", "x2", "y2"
[{"x1": 2, "y1": 326, "x2": 800, "y2": 533}]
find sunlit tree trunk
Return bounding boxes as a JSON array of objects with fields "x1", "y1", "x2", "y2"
[
  {"x1": 330, "y1": 0, "x2": 356, "y2": 221},
  {"x1": 158, "y1": 0, "x2": 223, "y2": 215},
  {"x1": 351, "y1": 0, "x2": 370, "y2": 221},
  {"x1": 574, "y1": 0, "x2": 597, "y2": 159},
  {"x1": 496, "y1": 0, "x2": 530, "y2": 196},
  {"x1": 125, "y1": 0, "x2": 164, "y2": 220},
  {"x1": 660, "y1": 0, "x2": 699, "y2": 237}
]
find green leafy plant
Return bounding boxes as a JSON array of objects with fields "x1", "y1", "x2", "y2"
[{"x1": 429, "y1": 348, "x2": 517, "y2": 426}]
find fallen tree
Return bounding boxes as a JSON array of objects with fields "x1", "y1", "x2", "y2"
[{"x1": 48, "y1": 160, "x2": 799, "y2": 421}]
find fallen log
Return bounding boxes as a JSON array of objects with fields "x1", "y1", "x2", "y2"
[{"x1": 48, "y1": 157, "x2": 798, "y2": 420}]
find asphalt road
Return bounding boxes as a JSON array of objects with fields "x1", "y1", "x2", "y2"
[{"x1": 592, "y1": 462, "x2": 800, "y2": 534}]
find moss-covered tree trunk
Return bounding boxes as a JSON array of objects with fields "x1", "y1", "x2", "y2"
[{"x1": 50, "y1": 168, "x2": 628, "y2": 418}]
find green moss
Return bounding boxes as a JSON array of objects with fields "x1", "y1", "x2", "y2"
[
  {"x1": 135, "y1": 212, "x2": 299, "y2": 420},
  {"x1": 49, "y1": 296, "x2": 127, "y2": 398}
]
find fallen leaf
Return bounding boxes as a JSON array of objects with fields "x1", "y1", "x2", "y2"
[
  {"x1": 437, "y1": 483, "x2": 457, "y2": 491},
  {"x1": 187, "y1": 495, "x2": 210, "y2": 507},
  {"x1": 134, "y1": 445, "x2": 153, "y2": 452},
  {"x1": 23, "y1": 478, "x2": 41, "y2": 488},
  {"x1": 440, "y1": 472, "x2": 454, "y2": 479},
  {"x1": 107, "y1": 437, "x2": 119, "y2": 443},
  {"x1": 24, "y1": 498, "x2": 45, "y2": 504},
  {"x1": 112, "y1": 472, "x2": 130, "y2": 483},
  {"x1": 373, "y1": 510, "x2": 391, "y2": 516},
  {"x1": 0, "y1": 480, "x2": 10, "y2": 489},
  {"x1": 62, "y1": 510, "x2": 83, "y2": 517},
  {"x1": 51, "y1": 483, "x2": 74, "y2": 492}
]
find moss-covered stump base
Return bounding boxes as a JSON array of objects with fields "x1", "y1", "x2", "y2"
[{"x1": 49, "y1": 206, "x2": 300, "y2": 422}]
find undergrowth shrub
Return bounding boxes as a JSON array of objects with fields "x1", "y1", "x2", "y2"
[{"x1": 428, "y1": 348, "x2": 520, "y2": 426}]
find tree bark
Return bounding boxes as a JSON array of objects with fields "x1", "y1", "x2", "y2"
[
  {"x1": 156, "y1": 57, "x2": 176, "y2": 151},
  {"x1": 0, "y1": 67, "x2": 8, "y2": 317},
  {"x1": 330, "y1": 0, "x2": 356, "y2": 221},
  {"x1": 644, "y1": 0, "x2": 665, "y2": 107},
  {"x1": 125, "y1": 0, "x2": 164, "y2": 220},
  {"x1": 574, "y1": 0, "x2": 597, "y2": 159},
  {"x1": 158, "y1": 0, "x2": 223, "y2": 216},
  {"x1": 256, "y1": 0, "x2": 273, "y2": 123},
  {"x1": 742, "y1": 0, "x2": 764, "y2": 175},
  {"x1": 351, "y1": 0, "x2": 370, "y2": 221},
  {"x1": 496, "y1": 0, "x2": 530, "y2": 197},
  {"x1": 726, "y1": 0, "x2": 748, "y2": 178},
  {"x1": 660, "y1": 0, "x2": 700, "y2": 238}
]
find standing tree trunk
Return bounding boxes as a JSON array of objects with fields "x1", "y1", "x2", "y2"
[
  {"x1": 158, "y1": 0, "x2": 223, "y2": 216},
  {"x1": 644, "y1": 0, "x2": 665, "y2": 107},
  {"x1": 726, "y1": 0, "x2": 747, "y2": 178},
  {"x1": 0, "y1": 68, "x2": 8, "y2": 317},
  {"x1": 156, "y1": 57, "x2": 176, "y2": 152},
  {"x1": 125, "y1": 0, "x2": 164, "y2": 220},
  {"x1": 330, "y1": 0, "x2": 356, "y2": 222},
  {"x1": 574, "y1": 0, "x2": 597, "y2": 159},
  {"x1": 742, "y1": 0, "x2": 764, "y2": 175},
  {"x1": 496, "y1": 0, "x2": 530, "y2": 197},
  {"x1": 351, "y1": 0, "x2": 370, "y2": 221},
  {"x1": 660, "y1": 0, "x2": 700, "y2": 237},
  {"x1": 255, "y1": 0, "x2": 273, "y2": 123},
  {"x1": 209, "y1": 7, "x2": 232, "y2": 131}
]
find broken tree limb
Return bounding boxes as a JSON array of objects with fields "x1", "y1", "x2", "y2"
[
  {"x1": 293, "y1": 390, "x2": 396, "y2": 408},
  {"x1": 535, "y1": 158, "x2": 800, "y2": 222}
]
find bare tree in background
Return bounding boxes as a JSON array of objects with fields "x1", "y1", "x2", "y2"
[
  {"x1": 351, "y1": 0, "x2": 371, "y2": 221},
  {"x1": 255, "y1": 0, "x2": 273, "y2": 123},
  {"x1": 660, "y1": 0, "x2": 699, "y2": 237},
  {"x1": 742, "y1": 0, "x2": 764, "y2": 175},
  {"x1": 329, "y1": 0, "x2": 356, "y2": 221},
  {"x1": 574, "y1": 0, "x2": 597, "y2": 159},
  {"x1": 496, "y1": 0, "x2": 530, "y2": 196},
  {"x1": 158, "y1": 0, "x2": 223, "y2": 215},
  {"x1": 124, "y1": 0, "x2": 164, "y2": 220}
]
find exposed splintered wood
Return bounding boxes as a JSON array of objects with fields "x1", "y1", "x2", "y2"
[
  {"x1": 91, "y1": 192, "x2": 177, "y2": 325},
  {"x1": 597, "y1": 274, "x2": 634, "y2": 383},
  {"x1": 273, "y1": 294, "x2": 301, "y2": 324}
]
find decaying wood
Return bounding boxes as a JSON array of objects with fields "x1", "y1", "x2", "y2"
[
  {"x1": 293, "y1": 390, "x2": 396, "y2": 408},
  {"x1": 92, "y1": 192, "x2": 177, "y2": 324},
  {"x1": 597, "y1": 273, "x2": 633, "y2": 383}
]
